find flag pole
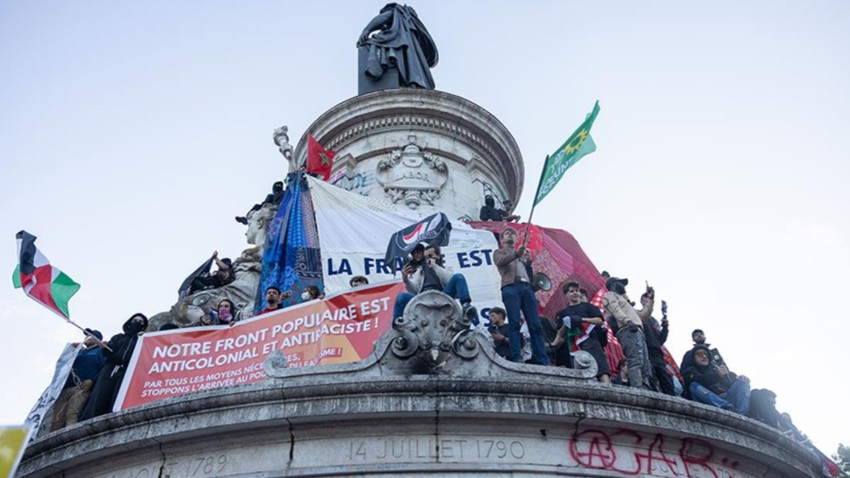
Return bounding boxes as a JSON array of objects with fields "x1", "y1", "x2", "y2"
[
  {"x1": 519, "y1": 154, "x2": 549, "y2": 250},
  {"x1": 66, "y1": 319, "x2": 114, "y2": 353}
]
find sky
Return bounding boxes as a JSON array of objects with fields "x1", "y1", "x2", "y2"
[{"x1": 1, "y1": 0, "x2": 848, "y2": 457}]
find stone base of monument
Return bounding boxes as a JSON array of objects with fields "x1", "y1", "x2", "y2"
[{"x1": 19, "y1": 292, "x2": 820, "y2": 477}]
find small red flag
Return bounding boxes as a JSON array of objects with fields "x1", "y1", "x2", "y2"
[{"x1": 307, "y1": 134, "x2": 335, "y2": 181}]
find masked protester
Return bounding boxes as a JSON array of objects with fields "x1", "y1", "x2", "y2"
[
  {"x1": 301, "y1": 285, "x2": 323, "y2": 302},
  {"x1": 79, "y1": 313, "x2": 148, "y2": 419},
  {"x1": 479, "y1": 195, "x2": 519, "y2": 222}
]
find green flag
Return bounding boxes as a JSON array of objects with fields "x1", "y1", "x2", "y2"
[{"x1": 534, "y1": 101, "x2": 601, "y2": 205}]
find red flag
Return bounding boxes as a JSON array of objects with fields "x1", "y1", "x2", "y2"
[{"x1": 307, "y1": 134, "x2": 335, "y2": 181}]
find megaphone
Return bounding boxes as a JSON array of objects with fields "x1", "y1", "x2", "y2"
[{"x1": 532, "y1": 272, "x2": 552, "y2": 291}]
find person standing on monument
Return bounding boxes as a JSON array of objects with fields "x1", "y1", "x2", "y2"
[
  {"x1": 603, "y1": 277, "x2": 654, "y2": 389},
  {"x1": 79, "y1": 313, "x2": 148, "y2": 419},
  {"x1": 552, "y1": 281, "x2": 610, "y2": 382},
  {"x1": 50, "y1": 329, "x2": 106, "y2": 431},
  {"x1": 493, "y1": 227, "x2": 550, "y2": 365}
]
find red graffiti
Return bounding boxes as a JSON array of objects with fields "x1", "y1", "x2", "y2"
[
  {"x1": 680, "y1": 438, "x2": 718, "y2": 478},
  {"x1": 569, "y1": 429, "x2": 616, "y2": 468},
  {"x1": 569, "y1": 428, "x2": 739, "y2": 477}
]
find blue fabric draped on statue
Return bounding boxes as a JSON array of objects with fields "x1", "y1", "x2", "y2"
[{"x1": 255, "y1": 172, "x2": 323, "y2": 313}]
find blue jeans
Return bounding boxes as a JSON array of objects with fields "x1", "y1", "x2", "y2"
[
  {"x1": 689, "y1": 378, "x2": 750, "y2": 414},
  {"x1": 392, "y1": 274, "x2": 472, "y2": 321},
  {"x1": 501, "y1": 282, "x2": 550, "y2": 365}
]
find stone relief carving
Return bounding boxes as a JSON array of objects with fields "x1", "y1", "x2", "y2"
[
  {"x1": 376, "y1": 135, "x2": 448, "y2": 209},
  {"x1": 391, "y1": 290, "x2": 481, "y2": 371}
]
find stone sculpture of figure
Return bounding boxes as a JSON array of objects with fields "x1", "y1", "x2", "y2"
[
  {"x1": 357, "y1": 3, "x2": 438, "y2": 95},
  {"x1": 245, "y1": 203, "x2": 276, "y2": 246}
]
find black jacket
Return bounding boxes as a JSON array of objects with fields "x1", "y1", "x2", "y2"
[
  {"x1": 103, "y1": 314, "x2": 148, "y2": 367},
  {"x1": 682, "y1": 345, "x2": 735, "y2": 396}
]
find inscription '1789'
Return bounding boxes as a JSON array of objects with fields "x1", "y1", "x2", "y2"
[{"x1": 347, "y1": 438, "x2": 525, "y2": 461}]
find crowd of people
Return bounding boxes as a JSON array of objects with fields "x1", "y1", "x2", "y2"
[
  {"x1": 45, "y1": 196, "x2": 800, "y2": 446},
  {"x1": 470, "y1": 222, "x2": 804, "y2": 441}
]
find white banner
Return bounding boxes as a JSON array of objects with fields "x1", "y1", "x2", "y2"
[
  {"x1": 25, "y1": 343, "x2": 78, "y2": 439},
  {"x1": 308, "y1": 177, "x2": 502, "y2": 324}
]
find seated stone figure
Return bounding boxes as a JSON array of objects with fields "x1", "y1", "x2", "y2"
[
  {"x1": 682, "y1": 345, "x2": 751, "y2": 415},
  {"x1": 393, "y1": 244, "x2": 477, "y2": 325}
]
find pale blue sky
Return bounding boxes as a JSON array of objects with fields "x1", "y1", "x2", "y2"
[{"x1": 1, "y1": 0, "x2": 848, "y2": 455}]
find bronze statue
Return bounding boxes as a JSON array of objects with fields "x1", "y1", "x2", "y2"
[{"x1": 357, "y1": 3, "x2": 438, "y2": 95}]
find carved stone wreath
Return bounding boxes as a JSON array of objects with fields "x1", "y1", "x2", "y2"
[
  {"x1": 376, "y1": 135, "x2": 448, "y2": 210},
  {"x1": 391, "y1": 290, "x2": 480, "y2": 371}
]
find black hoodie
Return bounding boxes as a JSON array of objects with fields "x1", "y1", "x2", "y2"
[
  {"x1": 682, "y1": 344, "x2": 736, "y2": 396},
  {"x1": 103, "y1": 313, "x2": 148, "y2": 367}
]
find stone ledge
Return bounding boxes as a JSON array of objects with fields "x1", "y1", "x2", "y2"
[{"x1": 19, "y1": 293, "x2": 821, "y2": 477}]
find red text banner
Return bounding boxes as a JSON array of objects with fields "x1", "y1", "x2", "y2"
[{"x1": 115, "y1": 281, "x2": 404, "y2": 411}]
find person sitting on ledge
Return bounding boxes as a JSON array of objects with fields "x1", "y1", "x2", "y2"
[
  {"x1": 235, "y1": 181, "x2": 284, "y2": 224},
  {"x1": 479, "y1": 194, "x2": 520, "y2": 222},
  {"x1": 393, "y1": 243, "x2": 478, "y2": 324},
  {"x1": 682, "y1": 345, "x2": 751, "y2": 415},
  {"x1": 680, "y1": 328, "x2": 708, "y2": 375},
  {"x1": 189, "y1": 251, "x2": 234, "y2": 294}
]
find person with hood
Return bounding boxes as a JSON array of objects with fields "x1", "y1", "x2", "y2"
[
  {"x1": 602, "y1": 276, "x2": 654, "y2": 389},
  {"x1": 680, "y1": 328, "x2": 708, "y2": 373},
  {"x1": 479, "y1": 195, "x2": 519, "y2": 222},
  {"x1": 682, "y1": 344, "x2": 751, "y2": 415},
  {"x1": 79, "y1": 313, "x2": 149, "y2": 419}
]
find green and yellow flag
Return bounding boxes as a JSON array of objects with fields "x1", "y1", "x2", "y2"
[
  {"x1": 533, "y1": 101, "x2": 600, "y2": 205},
  {"x1": 0, "y1": 425, "x2": 31, "y2": 478}
]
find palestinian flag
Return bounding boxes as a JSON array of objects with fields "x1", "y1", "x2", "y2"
[{"x1": 12, "y1": 230, "x2": 80, "y2": 320}]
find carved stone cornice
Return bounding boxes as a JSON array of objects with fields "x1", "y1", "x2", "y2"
[{"x1": 291, "y1": 89, "x2": 524, "y2": 207}]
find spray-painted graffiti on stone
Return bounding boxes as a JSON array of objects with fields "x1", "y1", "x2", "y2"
[
  {"x1": 568, "y1": 428, "x2": 750, "y2": 478},
  {"x1": 334, "y1": 172, "x2": 374, "y2": 196}
]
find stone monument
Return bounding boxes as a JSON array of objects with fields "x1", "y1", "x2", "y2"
[{"x1": 16, "y1": 5, "x2": 826, "y2": 478}]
